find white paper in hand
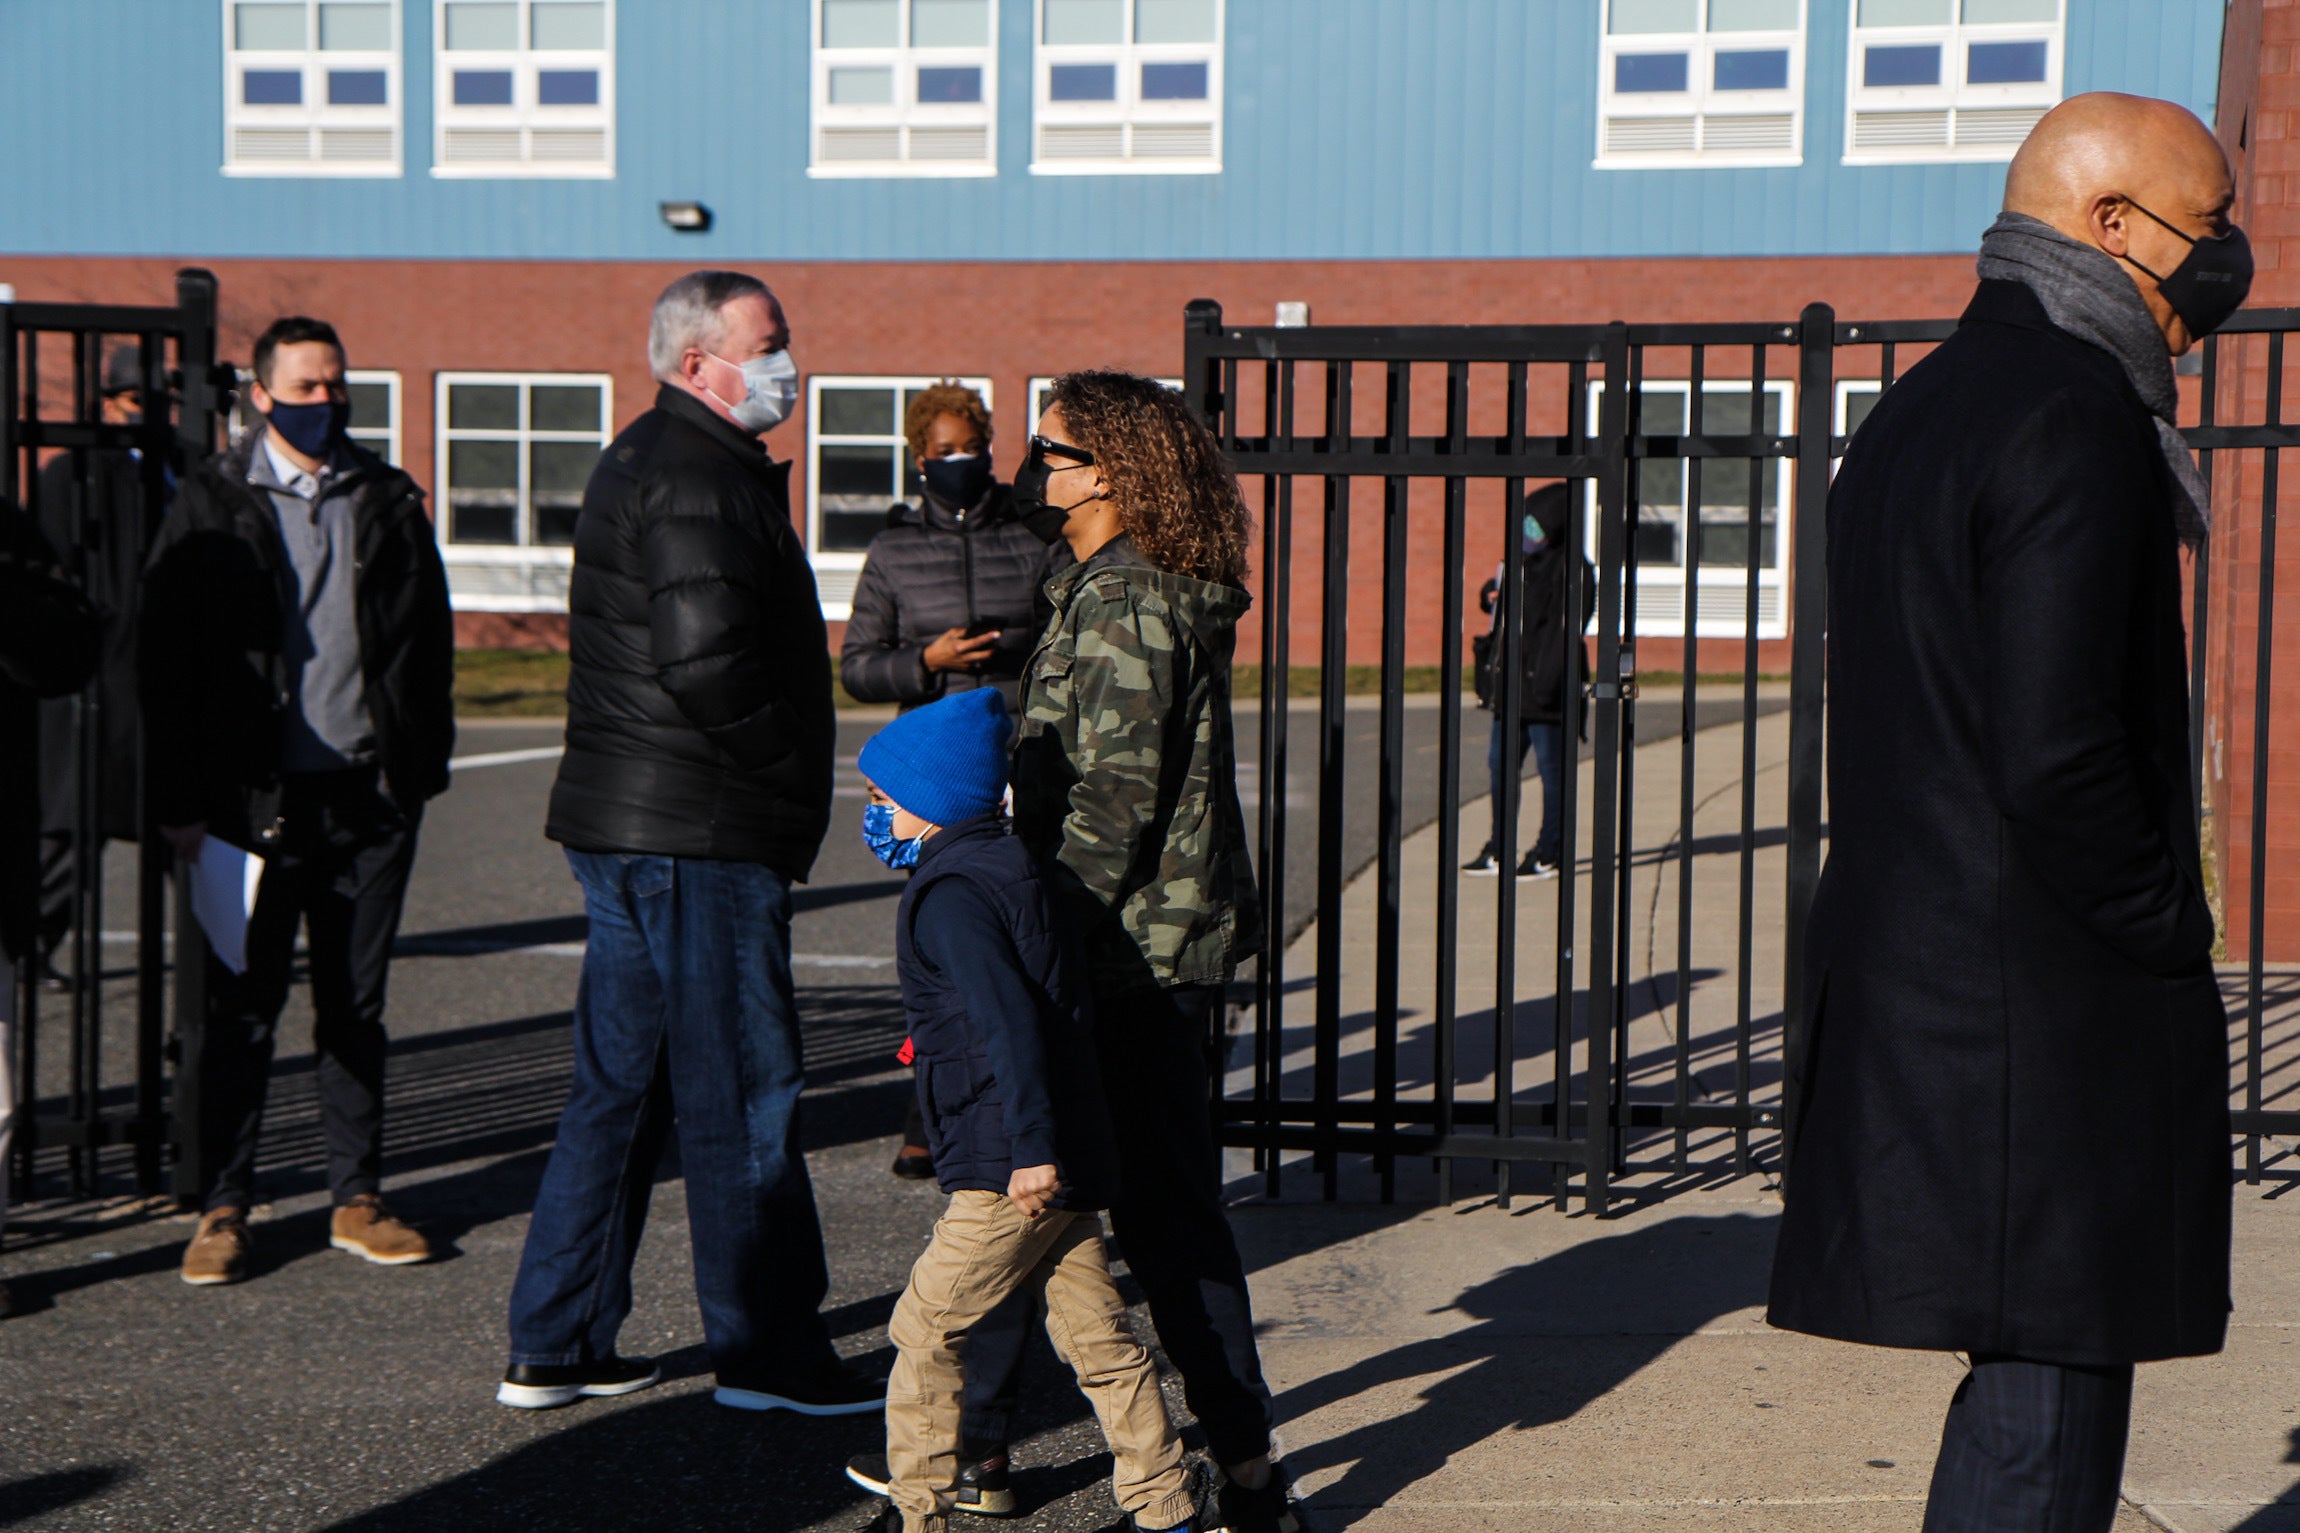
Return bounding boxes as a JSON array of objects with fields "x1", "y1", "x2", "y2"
[{"x1": 190, "y1": 840, "x2": 264, "y2": 974}]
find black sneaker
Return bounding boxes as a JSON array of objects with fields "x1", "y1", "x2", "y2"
[
  {"x1": 496, "y1": 1353, "x2": 660, "y2": 1410},
  {"x1": 846, "y1": 1450, "x2": 1018, "y2": 1517},
  {"x1": 1217, "y1": 1464, "x2": 1307, "y2": 1533},
  {"x1": 890, "y1": 1147, "x2": 936, "y2": 1181},
  {"x1": 1516, "y1": 852, "x2": 1560, "y2": 881},
  {"x1": 1462, "y1": 842, "x2": 1502, "y2": 876},
  {"x1": 716, "y1": 1358, "x2": 887, "y2": 1416},
  {"x1": 855, "y1": 1503, "x2": 902, "y2": 1533}
]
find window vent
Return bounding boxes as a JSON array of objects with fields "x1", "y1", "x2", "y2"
[
  {"x1": 442, "y1": 127, "x2": 523, "y2": 162},
  {"x1": 1604, "y1": 116, "x2": 1698, "y2": 155},
  {"x1": 1851, "y1": 109, "x2": 1951, "y2": 149},
  {"x1": 1700, "y1": 113, "x2": 1793, "y2": 152},
  {"x1": 1039, "y1": 123, "x2": 1126, "y2": 159},
  {"x1": 529, "y1": 128, "x2": 608, "y2": 162},
  {"x1": 319, "y1": 128, "x2": 394, "y2": 161},
  {"x1": 1130, "y1": 122, "x2": 1215, "y2": 159},
  {"x1": 907, "y1": 126, "x2": 990, "y2": 160},
  {"x1": 1637, "y1": 579, "x2": 1784, "y2": 636},
  {"x1": 819, "y1": 127, "x2": 904, "y2": 162},
  {"x1": 814, "y1": 566, "x2": 861, "y2": 619},
  {"x1": 233, "y1": 127, "x2": 314, "y2": 161},
  {"x1": 1955, "y1": 106, "x2": 2046, "y2": 146}
]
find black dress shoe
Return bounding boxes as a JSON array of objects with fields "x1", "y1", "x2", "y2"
[
  {"x1": 891, "y1": 1147, "x2": 936, "y2": 1181},
  {"x1": 1218, "y1": 1464, "x2": 1308, "y2": 1533},
  {"x1": 716, "y1": 1357, "x2": 887, "y2": 1416},
  {"x1": 846, "y1": 1449, "x2": 1018, "y2": 1517},
  {"x1": 495, "y1": 1353, "x2": 660, "y2": 1410}
]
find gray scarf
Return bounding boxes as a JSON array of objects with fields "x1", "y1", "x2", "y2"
[{"x1": 1975, "y1": 211, "x2": 2209, "y2": 544}]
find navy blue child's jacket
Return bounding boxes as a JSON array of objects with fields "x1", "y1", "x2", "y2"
[{"x1": 895, "y1": 813, "x2": 1120, "y2": 1210}]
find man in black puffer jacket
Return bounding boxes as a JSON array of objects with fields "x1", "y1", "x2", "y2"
[
  {"x1": 506, "y1": 271, "x2": 881, "y2": 1421},
  {"x1": 840, "y1": 381, "x2": 1060, "y2": 714},
  {"x1": 143, "y1": 316, "x2": 454, "y2": 1285}
]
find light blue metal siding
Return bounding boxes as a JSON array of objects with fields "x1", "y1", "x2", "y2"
[{"x1": 0, "y1": 0, "x2": 2226, "y2": 262}]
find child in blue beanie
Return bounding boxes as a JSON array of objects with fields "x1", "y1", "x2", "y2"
[{"x1": 843, "y1": 690, "x2": 1205, "y2": 1533}]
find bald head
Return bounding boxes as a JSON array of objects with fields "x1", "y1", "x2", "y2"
[{"x1": 2004, "y1": 92, "x2": 2237, "y2": 351}]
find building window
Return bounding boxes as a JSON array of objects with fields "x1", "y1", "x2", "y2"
[
  {"x1": 223, "y1": 0, "x2": 403, "y2": 174},
  {"x1": 807, "y1": 375, "x2": 992, "y2": 619},
  {"x1": 1844, "y1": 0, "x2": 2062, "y2": 163},
  {"x1": 434, "y1": 372, "x2": 611, "y2": 612},
  {"x1": 1596, "y1": 0, "x2": 1804, "y2": 167},
  {"x1": 1588, "y1": 379, "x2": 1795, "y2": 639},
  {"x1": 1033, "y1": 0, "x2": 1222, "y2": 174},
  {"x1": 812, "y1": 0, "x2": 998, "y2": 176},
  {"x1": 433, "y1": 0, "x2": 614, "y2": 176}
]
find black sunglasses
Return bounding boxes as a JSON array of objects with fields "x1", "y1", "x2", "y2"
[{"x1": 1026, "y1": 434, "x2": 1095, "y2": 468}]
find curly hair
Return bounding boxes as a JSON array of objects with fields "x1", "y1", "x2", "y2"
[
  {"x1": 903, "y1": 380, "x2": 994, "y2": 461},
  {"x1": 1045, "y1": 371, "x2": 1251, "y2": 588}
]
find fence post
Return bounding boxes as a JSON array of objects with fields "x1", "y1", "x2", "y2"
[
  {"x1": 1183, "y1": 299, "x2": 1223, "y2": 430},
  {"x1": 1780, "y1": 302, "x2": 1835, "y2": 1177},
  {"x1": 1581, "y1": 323, "x2": 1633, "y2": 1217}
]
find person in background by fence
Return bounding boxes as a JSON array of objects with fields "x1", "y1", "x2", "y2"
[
  {"x1": 840, "y1": 380, "x2": 1063, "y2": 1185},
  {"x1": 142, "y1": 315, "x2": 455, "y2": 1287},
  {"x1": 0, "y1": 504, "x2": 100, "y2": 1320},
  {"x1": 504, "y1": 271, "x2": 883, "y2": 1419},
  {"x1": 35, "y1": 346, "x2": 167, "y2": 994},
  {"x1": 1463, "y1": 483, "x2": 1595, "y2": 882},
  {"x1": 1007, "y1": 371, "x2": 1302, "y2": 1533},
  {"x1": 1766, "y1": 93, "x2": 2246, "y2": 1533}
]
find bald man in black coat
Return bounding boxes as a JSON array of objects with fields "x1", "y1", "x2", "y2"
[{"x1": 1768, "y1": 93, "x2": 2247, "y2": 1533}]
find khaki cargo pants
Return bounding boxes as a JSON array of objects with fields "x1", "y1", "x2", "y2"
[{"x1": 885, "y1": 1189, "x2": 1195, "y2": 1533}]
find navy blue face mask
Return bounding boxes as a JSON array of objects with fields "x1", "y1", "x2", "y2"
[
  {"x1": 862, "y1": 802, "x2": 927, "y2": 870},
  {"x1": 920, "y1": 452, "x2": 994, "y2": 511},
  {"x1": 265, "y1": 395, "x2": 350, "y2": 460}
]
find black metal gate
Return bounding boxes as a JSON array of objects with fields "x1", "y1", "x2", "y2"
[
  {"x1": 1186, "y1": 298, "x2": 2300, "y2": 1215},
  {"x1": 3, "y1": 269, "x2": 225, "y2": 1205}
]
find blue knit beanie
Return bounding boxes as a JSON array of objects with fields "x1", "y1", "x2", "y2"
[{"x1": 856, "y1": 688, "x2": 1013, "y2": 828}]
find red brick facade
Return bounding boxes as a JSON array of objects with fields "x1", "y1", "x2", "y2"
[
  {"x1": 2204, "y1": 0, "x2": 2300, "y2": 958},
  {"x1": 3, "y1": 250, "x2": 1978, "y2": 676}
]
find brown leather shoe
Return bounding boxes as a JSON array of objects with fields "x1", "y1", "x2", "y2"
[
  {"x1": 331, "y1": 1195, "x2": 431, "y2": 1266},
  {"x1": 181, "y1": 1208, "x2": 252, "y2": 1286}
]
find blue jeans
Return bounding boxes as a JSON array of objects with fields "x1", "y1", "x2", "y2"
[
  {"x1": 506, "y1": 851, "x2": 836, "y2": 1385},
  {"x1": 1486, "y1": 719, "x2": 1565, "y2": 864}
]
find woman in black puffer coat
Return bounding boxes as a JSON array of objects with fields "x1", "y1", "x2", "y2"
[{"x1": 839, "y1": 383, "x2": 1062, "y2": 713}]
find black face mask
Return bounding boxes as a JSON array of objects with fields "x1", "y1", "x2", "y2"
[
  {"x1": 2127, "y1": 199, "x2": 2254, "y2": 340},
  {"x1": 918, "y1": 451, "x2": 994, "y2": 511},
  {"x1": 1010, "y1": 435, "x2": 1099, "y2": 545}
]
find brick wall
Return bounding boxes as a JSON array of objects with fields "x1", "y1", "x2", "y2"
[
  {"x1": 2204, "y1": 0, "x2": 2300, "y2": 959},
  {"x1": 1, "y1": 250, "x2": 1976, "y2": 676}
]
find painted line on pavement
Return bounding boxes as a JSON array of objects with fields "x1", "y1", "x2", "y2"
[{"x1": 449, "y1": 745, "x2": 565, "y2": 770}]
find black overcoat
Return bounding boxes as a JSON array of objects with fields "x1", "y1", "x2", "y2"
[{"x1": 1766, "y1": 280, "x2": 2231, "y2": 1366}]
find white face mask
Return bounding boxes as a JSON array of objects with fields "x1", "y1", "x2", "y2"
[{"x1": 706, "y1": 347, "x2": 799, "y2": 434}]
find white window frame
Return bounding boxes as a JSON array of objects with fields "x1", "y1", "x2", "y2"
[
  {"x1": 1026, "y1": 375, "x2": 1182, "y2": 428},
  {"x1": 222, "y1": 0, "x2": 404, "y2": 176},
  {"x1": 1586, "y1": 377, "x2": 1796, "y2": 640},
  {"x1": 432, "y1": 0, "x2": 615, "y2": 178},
  {"x1": 1032, "y1": 0, "x2": 1223, "y2": 175},
  {"x1": 1596, "y1": 0, "x2": 1805, "y2": 169},
  {"x1": 433, "y1": 370, "x2": 613, "y2": 614},
  {"x1": 811, "y1": 0, "x2": 999, "y2": 177},
  {"x1": 807, "y1": 374, "x2": 993, "y2": 620},
  {"x1": 1843, "y1": 0, "x2": 2063, "y2": 165}
]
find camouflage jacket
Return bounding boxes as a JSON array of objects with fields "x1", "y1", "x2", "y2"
[{"x1": 1011, "y1": 535, "x2": 1264, "y2": 994}]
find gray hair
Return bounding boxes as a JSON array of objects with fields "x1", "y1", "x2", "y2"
[{"x1": 648, "y1": 270, "x2": 774, "y2": 382}]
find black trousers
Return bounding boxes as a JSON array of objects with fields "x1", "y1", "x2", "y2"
[
  {"x1": 199, "y1": 770, "x2": 420, "y2": 1213},
  {"x1": 1922, "y1": 1354, "x2": 2135, "y2": 1533},
  {"x1": 966, "y1": 982, "x2": 1274, "y2": 1464}
]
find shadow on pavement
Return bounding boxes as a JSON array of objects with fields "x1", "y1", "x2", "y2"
[
  {"x1": 0, "y1": 1465, "x2": 134, "y2": 1526},
  {"x1": 2231, "y1": 1426, "x2": 2300, "y2": 1529},
  {"x1": 1271, "y1": 1211, "x2": 1776, "y2": 1527}
]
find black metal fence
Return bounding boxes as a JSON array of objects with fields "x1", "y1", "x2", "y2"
[
  {"x1": 1186, "y1": 298, "x2": 2300, "y2": 1215},
  {"x1": 3, "y1": 268, "x2": 224, "y2": 1205}
]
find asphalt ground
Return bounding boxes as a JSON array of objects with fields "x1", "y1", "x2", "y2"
[{"x1": 1, "y1": 698, "x2": 1780, "y2": 1531}]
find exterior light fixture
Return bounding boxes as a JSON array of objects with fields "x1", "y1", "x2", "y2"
[
  {"x1": 1274, "y1": 301, "x2": 1310, "y2": 328},
  {"x1": 659, "y1": 201, "x2": 713, "y2": 233}
]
